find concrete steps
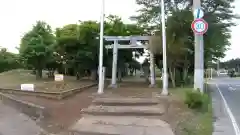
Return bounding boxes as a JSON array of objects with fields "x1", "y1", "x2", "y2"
[
  {"x1": 82, "y1": 97, "x2": 164, "y2": 116},
  {"x1": 70, "y1": 97, "x2": 174, "y2": 135},
  {"x1": 70, "y1": 116, "x2": 174, "y2": 135},
  {"x1": 92, "y1": 97, "x2": 159, "y2": 106},
  {"x1": 81, "y1": 105, "x2": 165, "y2": 116}
]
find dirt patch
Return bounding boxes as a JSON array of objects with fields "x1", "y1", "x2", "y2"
[
  {"x1": 4, "y1": 87, "x2": 97, "y2": 134},
  {"x1": 0, "y1": 69, "x2": 94, "y2": 92}
]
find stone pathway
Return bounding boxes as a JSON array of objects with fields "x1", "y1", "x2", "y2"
[
  {"x1": 65, "y1": 97, "x2": 175, "y2": 135},
  {"x1": 0, "y1": 101, "x2": 47, "y2": 135}
]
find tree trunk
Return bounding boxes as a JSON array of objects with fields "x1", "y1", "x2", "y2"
[
  {"x1": 64, "y1": 67, "x2": 67, "y2": 75},
  {"x1": 36, "y1": 69, "x2": 42, "y2": 80},
  {"x1": 143, "y1": 66, "x2": 150, "y2": 83},
  {"x1": 90, "y1": 69, "x2": 97, "y2": 81},
  {"x1": 75, "y1": 68, "x2": 80, "y2": 80},
  {"x1": 76, "y1": 71, "x2": 80, "y2": 80},
  {"x1": 47, "y1": 69, "x2": 55, "y2": 79},
  {"x1": 169, "y1": 67, "x2": 176, "y2": 88},
  {"x1": 183, "y1": 66, "x2": 189, "y2": 85},
  {"x1": 31, "y1": 69, "x2": 36, "y2": 75},
  {"x1": 117, "y1": 68, "x2": 122, "y2": 82},
  {"x1": 130, "y1": 68, "x2": 134, "y2": 76}
]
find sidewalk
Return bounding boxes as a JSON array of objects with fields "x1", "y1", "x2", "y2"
[{"x1": 0, "y1": 101, "x2": 46, "y2": 135}]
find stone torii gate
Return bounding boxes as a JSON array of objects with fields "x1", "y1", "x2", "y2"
[{"x1": 104, "y1": 36, "x2": 156, "y2": 88}]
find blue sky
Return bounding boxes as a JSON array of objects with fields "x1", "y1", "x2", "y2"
[{"x1": 0, "y1": 0, "x2": 239, "y2": 61}]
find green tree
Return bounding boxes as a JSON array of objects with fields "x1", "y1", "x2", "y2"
[
  {"x1": 134, "y1": 0, "x2": 237, "y2": 60},
  {"x1": 56, "y1": 22, "x2": 98, "y2": 80},
  {"x1": 55, "y1": 21, "x2": 109, "y2": 80},
  {"x1": 148, "y1": 10, "x2": 194, "y2": 87},
  {"x1": 221, "y1": 58, "x2": 240, "y2": 70},
  {"x1": 133, "y1": 0, "x2": 237, "y2": 87},
  {"x1": 52, "y1": 15, "x2": 147, "y2": 81},
  {"x1": 0, "y1": 48, "x2": 21, "y2": 72},
  {"x1": 19, "y1": 21, "x2": 55, "y2": 79},
  {"x1": 104, "y1": 15, "x2": 145, "y2": 80},
  {"x1": 76, "y1": 21, "x2": 105, "y2": 80},
  {"x1": 55, "y1": 24, "x2": 79, "y2": 76}
]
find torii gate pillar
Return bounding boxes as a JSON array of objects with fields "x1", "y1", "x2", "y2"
[{"x1": 110, "y1": 40, "x2": 118, "y2": 88}]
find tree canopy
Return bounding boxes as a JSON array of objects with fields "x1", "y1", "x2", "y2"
[
  {"x1": 133, "y1": 0, "x2": 237, "y2": 59},
  {"x1": 221, "y1": 58, "x2": 240, "y2": 70},
  {"x1": 19, "y1": 21, "x2": 55, "y2": 79},
  {"x1": 0, "y1": 47, "x2": 21, "y2": 73},
  {"x1": 16, "y1": 15, "x2": 145, "y2": 80},
  {"x1": 0, "y1": 1, "x2": 237, "y2": 87},
  {"x1": 131, "y1": 0, "x2": 238, "y2": 87}
]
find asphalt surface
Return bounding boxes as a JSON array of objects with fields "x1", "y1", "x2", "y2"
[
  {"x1": 0, "y1": 101, "x2": 45, "y2": 135},
  {"x1": 209, "y1": 76, "x2": 240, "y2": 135}
]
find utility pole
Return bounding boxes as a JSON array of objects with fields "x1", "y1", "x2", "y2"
[
  {"x1": 160, "y1": 0, "x2": 168, "y2": 95},
  {"x1": 98, "y1": 0, "x2": 105, "y2": 94},
  {"x1": 193, "y1": 0, "x2": 204, "y2": 92}
]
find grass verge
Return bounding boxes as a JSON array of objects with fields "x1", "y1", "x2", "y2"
[{"x1": 170, "y1": 87, "x2": 213, "y2": 135}]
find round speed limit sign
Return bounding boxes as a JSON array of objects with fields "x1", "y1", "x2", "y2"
[{"x1": 191, "y1": 18, "x2": 208, "y2": 35}]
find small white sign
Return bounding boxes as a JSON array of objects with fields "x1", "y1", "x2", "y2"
[
  {"x1": 55, "y1": 74, "x2": 64, "y2": 81},
  {"x1": 194, "y1": 8, "x2": 204, "y2": 19},
  {"x1": 21, "y1": 84, "x2": 34, "y2": 91}
]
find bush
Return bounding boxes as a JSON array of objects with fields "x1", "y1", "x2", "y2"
[{"x1": 184, "y1": 89, "x2": 209, "y2": 110}]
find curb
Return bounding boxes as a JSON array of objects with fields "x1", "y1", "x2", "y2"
[
  {"x1": 0, "y1": 83, "x2": 97, "y2": 100},
  {"x1": 0, "y1": 92, "x2": 48, "y2": 120}
]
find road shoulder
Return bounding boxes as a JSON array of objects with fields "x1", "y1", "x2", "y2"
[{"x1": 209, "y1": 84, "x2": 235, "y2": 135}]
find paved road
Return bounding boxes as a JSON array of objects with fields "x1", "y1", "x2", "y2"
[
  {"x1": 0, "y1": 101, "x2": 46, "y2": 135},
  {"x1": 209, "y1": 76, "x2": 240, "y2": 135}
]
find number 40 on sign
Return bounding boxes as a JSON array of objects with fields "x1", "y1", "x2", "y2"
[{"x1": 191, "y1": 18, "x2": 208, "y2": 35}]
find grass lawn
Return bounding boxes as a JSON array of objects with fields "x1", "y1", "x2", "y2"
[
  {"x1": 0, "y1": 69, "x2": 94, "y2": 92},
  {"x1": 170, "y1": 87, "x2": 213, "y2": 135}
]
